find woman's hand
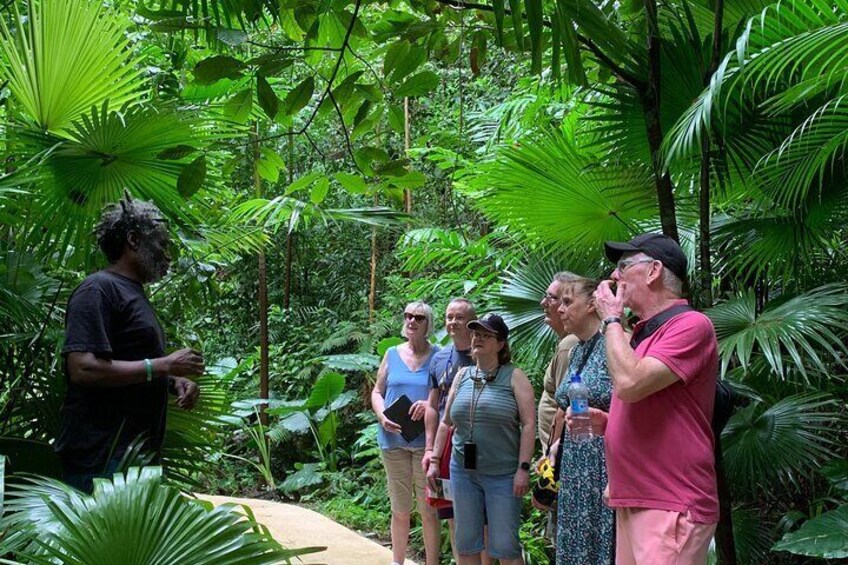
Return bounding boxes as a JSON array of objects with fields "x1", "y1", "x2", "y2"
[
  {"x1": 565, "y1": 406, "x2": 609, "y2": 436},
  {"x1": 421, "y1": 450, "x2": 432, "y2": 472},
  {"x1": 513, "y1": 468, "x2": 530, "y2": 498},
  {"x1": 379, "y1": 415, "x2": 402, "y2": 434},
  {"x1": 409, "y1": 400, "x2": 428, "y2": 421}
]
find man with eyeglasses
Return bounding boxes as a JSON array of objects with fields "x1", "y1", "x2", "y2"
[{"x1": 590, "y1": 233, "x2": 719, "y2": 564}]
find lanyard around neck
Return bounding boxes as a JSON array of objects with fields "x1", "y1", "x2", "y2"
[{"x1": 468, "y1": 365, "x2": 499, "y2": 441}]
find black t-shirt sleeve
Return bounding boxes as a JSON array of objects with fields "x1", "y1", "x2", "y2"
[{"x1": 63, "y1": 286, "x2": 114, "y2": 356}]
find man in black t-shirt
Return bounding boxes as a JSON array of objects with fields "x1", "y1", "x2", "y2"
[{"x1": 55, "y1": 195, "x2": 203, "y2": 493}]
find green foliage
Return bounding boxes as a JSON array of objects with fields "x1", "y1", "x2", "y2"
[
  {"x1": 0, "y1": 0, "x2": 144, "y2": 133},
  {"x1": 773, "y1": 505, "x2": 848, "y2": 559},
  {"x1": 0, "y1": 467, "x2": 319, "y2": 564}
]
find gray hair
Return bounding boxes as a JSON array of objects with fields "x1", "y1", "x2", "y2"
[
  {"x1": 553, "y1": 271, "x2": 580, "y2": 284},
  {"x1": 661, "y1": 268, "x2": 684, "y2": 297},
  {"x1": 95, "y1": 193, "x2": 166, "y2": 262},
  {"x1": 401, "y1": 301, "x2": 435, "y2": 338},
  {"x1": 447, "y1": 297, "x2": 476, "y2": 318}
]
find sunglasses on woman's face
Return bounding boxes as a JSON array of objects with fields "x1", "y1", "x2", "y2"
[{"x1": 404, "y1": 312, "x2": 426, "y2": 322}]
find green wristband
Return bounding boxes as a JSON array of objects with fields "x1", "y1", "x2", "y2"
[{"x1": 144, "y1": 358, "x2": 154, "y2": 382}]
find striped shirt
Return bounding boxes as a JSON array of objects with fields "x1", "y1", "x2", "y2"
[{"x1": 450, "y1": 365, "x2": 519, "y2": 474}]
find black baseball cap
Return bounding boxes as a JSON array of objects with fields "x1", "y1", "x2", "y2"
[
  {"x1": 467, "y1": 313, "x2": 509, "y2": 340},
  {"x1": 604, "y1": 233, "x2": 688, "y2": 282}
]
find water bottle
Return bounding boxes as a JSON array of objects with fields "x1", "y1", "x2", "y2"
[{"x1": 568, "y1": 374, "x2": 592, "y2": 443}]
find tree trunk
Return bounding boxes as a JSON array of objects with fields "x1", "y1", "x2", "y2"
[
  {"x1": 643, "y1": 0, "x2": 679, "y2": 242},
  {"x1": 253, "y1": 124, "x2": 269, "y2": 428},
  {"x1": 403, "y1": 97, "x2": 412, "y2": 215},
  {"x1": 369, "y1": 194, "x2": 379, "y2": 322},
  {"x1": 284, "y1": 129, "x2": 294, "y2": 309}
]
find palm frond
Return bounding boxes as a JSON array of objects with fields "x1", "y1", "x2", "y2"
[
  {"x1": 707, "y1": 284, "x2": 848, "y2": 380},
  {"x1": 0, "y1": 0, "x2": 145, "y2": 134},
  {"x1": 722, "y1": 393, "x2": 844, "y2": 494},
  {"x1": 14, "y1": 103, "x2": 217, "y2": 268},
  {"x1": 663, "y1": 0, "x2": 848, "y2": 165},
  {"x1": 469, "y1": 128, "x2": 657, "y2": 253},
  {"x1": 1, "y1": 467, "x2": 314, "y2": 564}
]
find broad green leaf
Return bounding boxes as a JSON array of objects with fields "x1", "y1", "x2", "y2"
[
  {"x1": 256, "y1": 76, "x2": 279, "y2": 120},
  {"x1": 387, "y1": 170, "x2": 426, "y2": 189},
  {"x1": 334, "y1": 172, "x2": 368, "y2": 194},
  {"x1": 177, "y1": 156, "x2": 206, "y2": 198},
  {"x1": 310, "y1": 177, "x2": 330, "y2": 204},
  {"x1": 224, "y1": 88, "x2": 253, "y2": 123},
  {"x1": 392, "y1": 44, "x2": 427, "y2": 82},
  {"x1": 388, "y1": 105, "x2": 405, "y2": 134},
  {"x1": 773, "y1": 505, "x2": 848, "y2": 559},
  {"x1": 250, "y1": 54, "x2": 294, "y2": 77},
  {"x1": 353, "y1": 100, "x2": 372, "y2": 127},
  {"x1": 821, "y1": 460, "x2": 848, "y2": 492},
  {"x1": 354, "y1": 147, "x2": 390, "y2": 175},
  {"x1": 280, "y1": 463, "x2": 324, "y2": 493},
  {"x1": 374, "y1": 158, "x2": 410, "y2": 177},
  {"x1": 194, "y1": 55, "x2": 244, "y2": 84},
  {"x1": 280, "y1": 9, "x2": 306, "y2": 41},
  {"x1": 356, "y1": 84, "x2": 383, "y2": 102},
  {"x1": 306, "y1": 372, "x2": 346, "y2": 408},
  {"x1": 286, "y1": 171, "x2": 322, "y2": 195},
  {"x1": 384, "y1": 40, "x2": 411, "y2": 77},
  {"x1": 156, "y1": 145, "x2": 197, "y2": 160},
  {"x1": 395, "y1": 71, "x2": 439, "y2": 97},
  {"x1": 283, "y1": 77, "x2": 314, "y2": 116},
  {"x1": 257, "y1": 148, "x2": 285, "y2": 182}
]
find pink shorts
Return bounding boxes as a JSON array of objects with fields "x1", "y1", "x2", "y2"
[{"x1": 615, "y1": 507, "x2": 716, "y2": 565}]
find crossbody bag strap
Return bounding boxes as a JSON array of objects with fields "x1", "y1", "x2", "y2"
[
  {"x1": 545, "y1": 333, "x2": 601, "y2": 455},
  {"x1": 629, "y1": 304, "x2": 694, "y2": 349}
]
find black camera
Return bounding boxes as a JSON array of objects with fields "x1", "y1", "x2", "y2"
[{"x1": 464, "y1": 442, "x2": 477, "y2": 470}]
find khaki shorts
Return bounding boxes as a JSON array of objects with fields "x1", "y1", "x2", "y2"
[{"x1": 381, "y1": 448, "x2": 429, "y2": 515}]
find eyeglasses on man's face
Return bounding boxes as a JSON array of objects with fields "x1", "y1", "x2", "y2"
[
  {"x1": 404, "y1": 312, "x2": 426, "y2": 322},
  {"x1": 616, "y1": 258, "x2": 655, "y2": 273},
  {"x1": 541, "y1": 293, "x2": 561, "y2": 303}
]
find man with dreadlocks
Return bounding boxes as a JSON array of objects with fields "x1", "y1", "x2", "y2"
[{"x1": 55, "y1": 193, "x2": 203, "y2": 493}]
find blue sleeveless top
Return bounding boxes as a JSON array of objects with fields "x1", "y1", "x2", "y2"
[{"x1": 377, "y1": 345, "x2": 439, "y2": 450}]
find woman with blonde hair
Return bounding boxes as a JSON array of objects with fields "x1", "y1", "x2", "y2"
[{"x1": 371, "y1": 301, "x2": 441, "y2": 565}]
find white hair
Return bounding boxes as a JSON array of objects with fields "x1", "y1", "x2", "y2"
[
  {"x1": 401, "y1": 301, "x2": 434, "y2": 338},
  {"x1": 661, "y1": 267, "x2": 684, "y2": 297}
]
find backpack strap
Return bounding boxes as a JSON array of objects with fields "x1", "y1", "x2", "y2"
[{"x1": 629, "y1": 304, "x2": 694, "y2": 349}]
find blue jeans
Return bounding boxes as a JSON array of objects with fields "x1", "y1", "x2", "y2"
[{"x1": 450, "y1": 460, "x2": 522, "y2": 560}]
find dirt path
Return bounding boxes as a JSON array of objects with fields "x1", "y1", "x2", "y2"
[{"x1": 198, "y1": 494, "x2": 417, "y2": 565}]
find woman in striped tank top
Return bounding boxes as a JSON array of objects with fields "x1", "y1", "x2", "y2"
[{"x1": 427, "y1": 313, "x2": 536, "y2": 564}]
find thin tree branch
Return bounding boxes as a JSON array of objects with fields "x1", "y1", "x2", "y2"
[
  {"x1": 328, "y1": 90, "x2": 357, "y2": 164},
  {"x1": 247, "y1": 0, "x2": 363, "y2": 146},
  {"x1": 247, "y1": 41, "x2": 343, "y2": 52}
]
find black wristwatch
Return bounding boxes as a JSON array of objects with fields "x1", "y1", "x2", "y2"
[
  {"x1": 519, "y1": 461, "x2": 531, "y2": 472},
  {"x1": 602, "y1": 316, "x2": 622, "y2": 334}
]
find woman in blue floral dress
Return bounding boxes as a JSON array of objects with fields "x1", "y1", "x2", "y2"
[{"x1": 552, "y1": 278, "x2": 614, "y2": 565}]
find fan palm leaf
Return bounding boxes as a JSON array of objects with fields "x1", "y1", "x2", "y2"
[
  {"x1": 0, "y1": 0, "x2": 145, "y2": 134},
  {"x1": 469, "y1": 129, "x2": 657, "y2": 253},
  {"x1": 706, "y1": 284, "x2": 848, "y2": 380},
  {"x1": 1, "y1": 467, "x2": 319, "y2": 564},
  {"x1": 663, "y1": 0, "x2": 848, "y2": 166},
  {"x1": 722, "y1": 393, "x2": 843, "y2": 494},
  {"x1": 14, "y1": 102, "x2": 217, "y2": 268}
]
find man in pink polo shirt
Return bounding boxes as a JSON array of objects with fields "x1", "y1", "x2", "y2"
[{"x1": 591, "y1": 233, "x2": 719, "y2": 564}]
